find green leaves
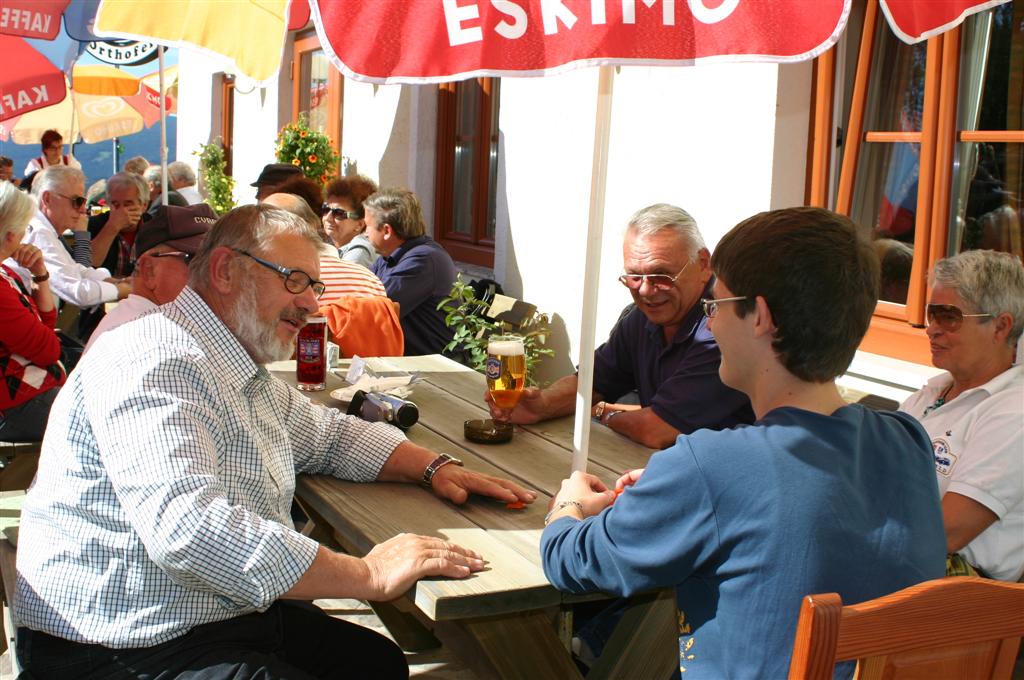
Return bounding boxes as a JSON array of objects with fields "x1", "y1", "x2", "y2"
[
  {"x1": 195, "y1": 138, "x2": 236, "y2": 216},
  {"x1": 438, "y1": 275, "x2": 554, "y2": 387},
  {"x1": 274, "y1": 114, "x2": 340, "y2": 184}
]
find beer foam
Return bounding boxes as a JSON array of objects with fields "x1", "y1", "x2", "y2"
[{"x1": 488, "y1": 340, "x2": 525, "y2": 356}]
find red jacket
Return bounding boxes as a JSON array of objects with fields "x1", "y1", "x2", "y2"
[{"x1": 0, "y1": 264, "x2": 66, "y2": 411}]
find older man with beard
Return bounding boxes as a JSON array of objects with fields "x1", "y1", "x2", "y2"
[{"x1": 16, "y1": 204, "x2": 536, "y2": 679}]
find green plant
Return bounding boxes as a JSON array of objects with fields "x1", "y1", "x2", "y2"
[
  {"x1": 275, "y1": 114, "x2": 339, "y2": 184},
  {"x1": 438, "y1": 276, "x2": 554, "y2": 387},
  {"x1": 195, "y1": 139, "x2": 236, "y2": 215}
]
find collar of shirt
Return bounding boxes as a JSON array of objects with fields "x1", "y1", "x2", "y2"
[
  {"x1": 921, "y1": 364, "x2": 1022, "y2": 404},
  {"x1": 382, "y1": 235, "x2": 430, "y2": 267},
  {"x1": 642, "y1": 278, "x2": 716, "y2": 347},
  {"x1": 32, "y1": 209, "x2": 57, "y2": 235},
  {"x1": 170, "y1": 286, "x2": 268, "y2": 391}
]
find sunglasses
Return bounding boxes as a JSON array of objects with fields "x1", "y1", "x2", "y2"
[
  {"x1": 54, "y1": 192, "x2": 87, "y2": 209},
  {"x1": 322, "y1": 204, "x2": 360, "y2": 220},
  {"x1": 926, "y1": 304, "x2": 993, "y2": 332},
  {"x1": 618, "y1": 262, "x2": 690, "y2": 291},
  {"x1": 232, "y1": 248, "x2": 326, "y2": 299}
]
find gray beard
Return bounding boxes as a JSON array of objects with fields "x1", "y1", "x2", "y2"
[{"x1": 226, "y1": 284, "x2": 296, "y2": 364}]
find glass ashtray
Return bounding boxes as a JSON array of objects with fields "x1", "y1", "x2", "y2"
[{"x1": 464, "y1": 418, "x2": 514, "y2": 444}]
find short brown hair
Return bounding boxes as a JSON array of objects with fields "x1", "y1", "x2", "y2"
[
  {"x1": 40, "y1": 129, "x2": 62, "y2": 150},
  {"x1": 710, "y1": 207, "x2": 880, "y2": 382},
  {"x1": 363, "y1": 188, "x2": 426, "y2": 241},
  {"x1": 324, "y1": 175, "x2": 378, "y2": 218}
]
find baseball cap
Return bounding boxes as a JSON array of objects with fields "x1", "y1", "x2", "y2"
[
  {"x1": 134, "y1": 204, "x2": 217, "y2": 258},
  {"x1": 251, "y1": 163, "x2": 302, "y2": 187}
]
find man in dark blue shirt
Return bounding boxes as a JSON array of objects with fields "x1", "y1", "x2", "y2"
[
  {"x1": 366, "y1": 189, "x2": 457, "y2": 356},
  {"x1": 488, "y1": 203, "x2": 753, "y2": 448}
]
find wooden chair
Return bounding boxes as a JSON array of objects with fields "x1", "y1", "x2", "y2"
[{"x1": 788, "y1": 577, "x2": 1024, "y2": 680}]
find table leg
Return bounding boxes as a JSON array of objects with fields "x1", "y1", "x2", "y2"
[
  {"x1": 586, "y1": 589, "x2": 679, "y2": 680},
  {"x1": 435, "y1": 609, "x2": 584, "y2": 680}
]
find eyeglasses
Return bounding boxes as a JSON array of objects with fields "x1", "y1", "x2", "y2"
[
  {"x1": 322, "y1": 204, "x2": 360, "y2": 220},
  {"x1": 232, "y1": 248, "x2": 326, "y2": 299},
  {"x1": 149, "y1": 251, "x2": 193, "y2": 264},
  {"x1": 618, "y1": 262, "x2": 690, "y2": 291},
  {"x1": 54, "y1": 192, "x2": 87, "y2": 209},
  {"x1": 926, "y1": 303, "x2": 992, "y2": 332},
  {"x1": 701, "y1": 296, "x2": 748, "y2": 318}
]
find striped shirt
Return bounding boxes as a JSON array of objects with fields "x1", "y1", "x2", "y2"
[
  {"x1": 319, "y1": 249, "x2": 386, "y2": 304},
  {"x1": 17, "y1": 286, "x2": 407, "y2": 648}
]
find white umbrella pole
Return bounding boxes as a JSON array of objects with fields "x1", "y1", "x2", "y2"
[
  {"x1": 571, "y1": 65, "x2": 615, "y2": 474},
  {"x1": 158, "y1": 46, "x2": 168, "y2": 206}
]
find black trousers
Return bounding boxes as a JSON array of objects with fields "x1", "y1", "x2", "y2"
[{"x1": 17, "y1": 600, "x2": 408, "y2": 680}]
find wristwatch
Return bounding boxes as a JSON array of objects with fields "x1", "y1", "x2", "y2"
[
  {"x1": 421, "y1": 453, "x2": 463, "y2": 488},
  {"x1": 31, "y1": 272, "x2": 49, "y2": 283}
]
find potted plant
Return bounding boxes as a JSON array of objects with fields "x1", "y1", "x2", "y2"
[
  {"x1": 195, "y1": 138, "x2": 236, "y2": 215},
  {"x1": 275, "y1": 114, "x2": 340, "y2": 184}
]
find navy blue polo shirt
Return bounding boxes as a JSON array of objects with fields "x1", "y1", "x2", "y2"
[
  {"x1": 593, "y1": 285, "x2": 754, "y2": 434},
  {"x1": 372, "y1": 235, "x2": 457, "y2": 356}
]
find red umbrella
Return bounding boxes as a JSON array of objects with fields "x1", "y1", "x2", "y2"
[{"x1": 0, "y1": 35, "x2": 68, "y2": 121}]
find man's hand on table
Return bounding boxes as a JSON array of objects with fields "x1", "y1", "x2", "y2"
[
  {"x1": 484, "y1": 386, "x2": 548, "y2": 424},
  {"x1": 546, "y1": 470, "x2": 616, "y2": 525},
  {"x1": 431, "y1": 464, "x2": 537, "y2": 506},
  {"x1": 361, "y1": 533, "x2": 485, "y2": 601}
]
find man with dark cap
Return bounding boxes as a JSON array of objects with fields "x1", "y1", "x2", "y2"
[
  {"x1": 84, "y1": 204, "x2": 217, "y2": 353},
  {"x1": 252, "y1": 162, "x2": 303, "y2": 201}
]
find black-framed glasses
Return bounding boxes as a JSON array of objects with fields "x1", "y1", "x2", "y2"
[
  {"x1": 54, "y1": 192, "x2": 87, "y2": 209},
  {"x1": 322, "y1": 204, "x2": 360, "y2": 220},
  {"x1": 926, "y1": 303, "x2": 992, "y2": 332},
  {"x1": 701, "y1": 296, "x2": 748, "y2": 318},
  {"x1": 232, "y1": 248, "x2": 325, "y2": 299},
  {"x1": 618, "y1": 262, "x2": 690, "y2": 291},
  {"x1": 149, "y1": 251, "x2": 193, "y2": 264}
]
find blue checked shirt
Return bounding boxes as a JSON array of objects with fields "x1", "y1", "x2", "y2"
[{"x1": 16, "y1": 286, "x2": 407, "y2": 647}]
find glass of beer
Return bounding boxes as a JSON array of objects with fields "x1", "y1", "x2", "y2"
[{"x1": 486, "y1": 334, "x2": 526, "y2": 410}]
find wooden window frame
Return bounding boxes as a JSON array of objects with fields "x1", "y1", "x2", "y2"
[
  {"x1": 807, "y1": 0, "x2": 1011, "y2": 364},
  {"x1": 434, "y1": 78, "x2": 498, "y2": 268},
  {"x1": 219, "y1": 74, "x2": 235, "y2": 176},
  {"x1": 291, "y1": 33, "x2": 343, "y2": 162}
]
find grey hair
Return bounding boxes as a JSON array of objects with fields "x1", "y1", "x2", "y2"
[
  {"x1": 189, "y1": 204, "x2": 323, "y2": 292},
  {"x1": 167, "y1": 161, "x2": 196, "y2": 186},
  {"x1": 933, "y1": 250, "x2": 1024, "y2": 346},
  {"x1": 32, "y1": 165, "x2": 86, "y2": 199},
  {"x1": 143, "y1": 165, "x2": 162, "y2": 184},
  {"x1": 106, "y1": 171, "x2": 150, "y2": 206},
  {"x1": 626, "y1": 203, "x2": 706, "y2": 261},
  {"x1": 0, "y1": 181, "x2": 38, "y2": 242},
  {"x1": 363, "y1": 188, "x2": 426, "y2": 240}
]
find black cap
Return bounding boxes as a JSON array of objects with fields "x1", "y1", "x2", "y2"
[
  {"x1": 251, "y1": 163, "x2": 303, "y2": 187},
  {"x1": 134, "y1": 203, "x2": 217, "y2": 258}
]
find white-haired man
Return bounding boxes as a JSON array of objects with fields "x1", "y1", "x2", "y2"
[
  {"x1": 168, "y1": 160, "x2": 203, "y2": 205},
  {"x1": 3, "y1": 166, "x2": 130, "y2": 310},
  {"x1": 488, "y1": 203, "x2": 754, "y2": 448},
  {"x1": 17, "y1": 204, "x2": 535, "y2": 678}
]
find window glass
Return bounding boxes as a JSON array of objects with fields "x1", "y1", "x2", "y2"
[
  {"x1": 298, "y1": 49, "x2": 330, "y2": 134},
  {"x1": 451, "y1": 82, "x2": 482, "y2": 237},
  {"x1": 948, "y1": 3, "x2": 1023, "y2": 259},
  {"x1": 863, "y1": 22, "x2": 927, "y2": 132}
]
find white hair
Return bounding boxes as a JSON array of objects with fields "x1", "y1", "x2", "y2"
[
  {"x1": 0, "y1": 182, "x2": 37, "y2": 242},
  {"x1": 933, "y1": 250, "x2": 1024, "y2": 346},
  {"x1": 167, "y1": 161, "x2": 196, "y2": 186},
  {"x1": 32, "y1": 165, "x2": 85, "y2": 199},
  {"x1": 626, "y1": 203, "x2": 706, "y2": 261}
]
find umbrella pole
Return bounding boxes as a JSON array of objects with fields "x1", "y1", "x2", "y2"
[
  {"x1": 113, "y1": 137, "x2": 119, "y2": 175},
  {"x1": 571, "y1": 65, "x2": 615, "y2": 474},
  {"x1": 158, "y1": 46, "x2": 169, "y2": 206}
]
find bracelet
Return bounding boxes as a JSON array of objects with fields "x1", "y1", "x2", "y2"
[
  {"x1": 31, "y1": 272, "x2": 49, "y2": 283},
  {"x1": 593, "y1": 401, "x2": 606, "y2": 419},
  {"x1": 544, "y1": 499, "x2": 583, "y2": 525},
  {"x1": 604, "y1": 410, "x2": 621, "y2": 424}
]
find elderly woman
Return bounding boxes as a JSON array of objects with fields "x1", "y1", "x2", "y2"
[
  {"x1": 322, "y1": 175, "x2": 379, "y2": 269},
  {"x1": 0, "y1": 182, "x2": 66, "y2": 441},
  {"x1": 900, "y1": 249, "x2": 1023, "y2": 581}
]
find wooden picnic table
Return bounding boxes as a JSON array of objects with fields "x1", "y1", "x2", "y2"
[{"x1": 267, "y1": 355, "x2": 679, "y2": 679}]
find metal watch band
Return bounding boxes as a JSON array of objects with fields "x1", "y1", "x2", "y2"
[
  {"x1": 544, "y1": 500, "x2": 584, "y2": 525},
  {"x1": 421, "y1": 453, "x2": 463, "y2": 487}
]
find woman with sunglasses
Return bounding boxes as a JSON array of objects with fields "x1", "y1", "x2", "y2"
[
  {"x1": 0, "y1": 182, "x2": 66, "y2": 442},
  {"x1": 322, "y1": 175, "x2": 379, "y2": 269},
  {"x1": 899, "y1": 249, "x2": 1023, "y2": 582}
]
